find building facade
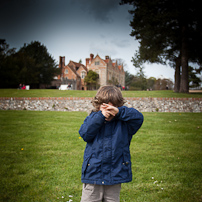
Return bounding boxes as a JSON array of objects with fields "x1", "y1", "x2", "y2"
[
  {"x1": 57, "y1": 54, "x2": 125, "y2": 90},
  {"x1": 86, "y1": 54, "x2": 125, "y2": 87}
]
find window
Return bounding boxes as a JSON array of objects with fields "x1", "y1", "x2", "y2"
[
  {"x1": 65, "y1": 69, "x2": 68, "y2": 74},
  {"x1": 95, "y1": 61, "x2": 100, "y2": 65},
  {"x1": 81, "y1": 71, "x2": 86, "y2": 79}
]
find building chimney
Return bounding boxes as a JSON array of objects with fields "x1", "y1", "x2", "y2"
[
  {"x1": 90, "y1": 53, "x2": 94, "y2": 61},
  {"x1": 86, "y1": 58, "x2": 90, "y2": 66},
  {"x1": 59, "y1": 56, "x2": 65, "y2": 79},
  {"x1": 59, "y1": 56, "x2": 65, "y2": 67}
]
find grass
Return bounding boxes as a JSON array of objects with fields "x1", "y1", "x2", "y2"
[
  {"x1": 0, "y1": 89, "x2": 202, "y2": 98},
  {"x1": 0, "y1": 111, "x2": 202, "y2": 202}
]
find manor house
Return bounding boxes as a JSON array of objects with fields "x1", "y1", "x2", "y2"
[{"x1": 57, "y1": 53, "x2": 125, "y2": 90}]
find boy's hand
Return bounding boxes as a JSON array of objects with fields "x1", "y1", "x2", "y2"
[
  {"x1": 100, "y1": 103, "x2": 119, "y2": 121},
  {"x1": 100, "y1": 108, "x2": 111, "y2": 118},
  {"x1": 102, "y1": 103, "x2": 119, "y2": 116}
]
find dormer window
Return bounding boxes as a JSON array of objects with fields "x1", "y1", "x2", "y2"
[
  {"x1": 95, "y1": 61, "x2": 100, "y2": 65},
  {"x1": 81, "y1": 71, "x2": 86, "y2": 79}
]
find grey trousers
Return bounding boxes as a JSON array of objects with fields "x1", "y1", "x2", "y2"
[{"x1": 80, "y1": 183, "x2": 121, "y2": 202}]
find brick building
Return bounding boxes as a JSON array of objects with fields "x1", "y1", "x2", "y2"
[
  {"x1": 56, "y1": 54, "x2": 125, "y2": 90},
  {"x1": 57, "y1": 56, "x2": 87, "y2": 90}
]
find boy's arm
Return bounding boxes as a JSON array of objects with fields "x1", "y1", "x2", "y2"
[
  {"x1": 79, "y1": 111, "x2": 105, "y2": 142},
  {"x1": 116, "y1": 106, "x2": 144, "y2": 136}
]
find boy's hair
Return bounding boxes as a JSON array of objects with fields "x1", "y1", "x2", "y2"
[{"x1": 92, "y1": 85, "x2": 125, "y2": 112}]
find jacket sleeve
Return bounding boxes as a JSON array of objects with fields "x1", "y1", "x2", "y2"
[
  {"x1": 79, "y1": 111, "x2": 105, "y2": 142},
  {"x1": 116, "y1": 106, "x2": 144, "y2": 136}
]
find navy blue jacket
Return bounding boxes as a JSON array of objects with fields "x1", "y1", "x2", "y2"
[{"x1": 79, "y1": 106, "x2": 144, "y2": 185}]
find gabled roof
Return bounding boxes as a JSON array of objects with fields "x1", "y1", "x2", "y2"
[
  {"x1": 91, "y1": 54, "x2": 107, "y2": 66},
  {"x1": 66, "y1": 62, "x2": 80, "y2": 78},
  {"x1": 66, "y1": 60, "x2": 88, "y2": 78},
  {"x1": 70, "y1": 61, "x2": 88, "y2": 72}
]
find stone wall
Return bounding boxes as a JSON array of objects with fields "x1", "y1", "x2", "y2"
[{"x1": 0, "y1": 97, "x2": 202, "y2": 112}]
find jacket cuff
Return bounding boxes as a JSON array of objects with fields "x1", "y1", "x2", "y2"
[
  {"x1": 116, "y1": 106, "x2": 123, "y2": 118},
  {"x1": 98, "y1": 110, "x2": 106, "y2": 120}
]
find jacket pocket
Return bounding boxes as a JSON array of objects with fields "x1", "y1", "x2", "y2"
[
  {"x1": 113, "y1": 153, "x2": 131, "y2": 180},
  {"x1": 82, "y1": 154, "x2": 102, "y2": 179},
  {"x1": 82, "y1": 154, "x2": 92, "y2": 176},
  {"x1": 121, "y1": 152, "x2": 131, "y2": 179}
]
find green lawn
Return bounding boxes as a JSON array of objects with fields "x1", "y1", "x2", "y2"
[
  {"x1": 0, "y1": 111, "x2": 202, "y2": 202},
  {"x1": 0, "y1": 89, "x2": 202, "y2": 98}
]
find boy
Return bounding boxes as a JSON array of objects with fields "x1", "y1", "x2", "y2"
[{"x1": 79, "y1": 85, "x2": 144, "y2": 202}]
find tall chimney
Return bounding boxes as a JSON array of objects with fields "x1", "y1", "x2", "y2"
[
  {"x1": 59, "y1": 56, "x2": 65, "y2": 79},
  {"x1": 86, "y1": 58, "x2": 90, "y2": 66},
  {"x1": 90, "y1": 53, "x2": 94, "y2": 61},
  {"x1": 59, "y1": 56, "x2": 65, "y2": 67}
]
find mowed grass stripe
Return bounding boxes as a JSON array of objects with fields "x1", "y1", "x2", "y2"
[{"x1": 0, "y1": 89, "x2": 202, "y2": 98}]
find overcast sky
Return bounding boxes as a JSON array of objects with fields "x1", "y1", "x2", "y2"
[{"x1": 1, "y1": 0, "x2": 175, "y2": 81}]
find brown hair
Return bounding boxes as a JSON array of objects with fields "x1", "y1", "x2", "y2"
[{"x1": 91, "y1": 85, "x2": 125, "y2": 112}]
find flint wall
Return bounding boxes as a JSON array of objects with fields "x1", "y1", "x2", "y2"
[{"x1": 0, "y1": 97, "x2": 201, "y2": 112}]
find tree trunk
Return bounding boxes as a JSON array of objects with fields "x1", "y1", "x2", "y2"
[
  {"x1": 174, "y1": 56, "x2": 181, "y2": 93},
  {"x1": 180, "y1": 26, "x2": 189, "y2": 93}
]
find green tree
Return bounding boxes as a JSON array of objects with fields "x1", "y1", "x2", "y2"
[
  {"x1": 125, "y1": 68, "x2": 147, "y2": 90},
  {"x1": 120, "y1": 0, "x2": 202, "y2": 93},
  {"x1": 0, "y1": 39, "x2": 17, "y2": 88},
  {"x1": 18, "y1": 41, "x2": 59, "y2": 88},
  {"x1": 147, "y1": 77, "x2": 156, "y2": 90},
  {"x1": 0, "y1": 40, "x2": 59, "y2": 88},
  {"x1": 154, "y1": 78, "x2": 174, "y2": 90},
  {"x1": 125, "y1": 71, "x2": 134, "y2": 87},
  {"x1": 189, "y1": 66, "x2": 202, "y2": 89},
  {"x1": 14, "y1": 52, "x2": 38, "y2": 86},
  {"x1": 84, "y1": 70, "x2": 99, "y2": 90}
]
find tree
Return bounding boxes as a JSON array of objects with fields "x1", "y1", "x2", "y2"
[
  {"x1": 14, "y1": 52, "x2": 39, "y2": 86},
  {"x1": 154, "y1": 78, "x2": 174, "y2": 90},
  {"x1": 120, "y1": 0, "x2": 202, "y2": 93},
  {"x1": 135, "y1": 66, "x2": 147, "y2": 90},
  {"x1": 0, "y1": 40, "x2": 59, "y2": 88},
  {"x1": 147, "y1": 77, "x2": 156, "y2": 90},
  {"x1": 84, "y1": 70, "x2": 99, "y2": 90},
  {"x1": 125, "y1": 70, "x2": 173, "y2": 90},
  {"x1": 125, "y1": 69, "x2": 147, "y2": 90},
  {"x1": 125, "y1": 71, "x2": 134, "y2": 87},
  {"x1": 189, "y1": 66, "x2": 202, "y2": 89},
  {"x1": 0, "y1": 39, "x2": 17, "y2": 88},
  {"x1": 18, "y1": 41, "x2": 59, "y2": 88},
  {"x1": 0, "y1": 39, "x2": 16, "y2": 57}
]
